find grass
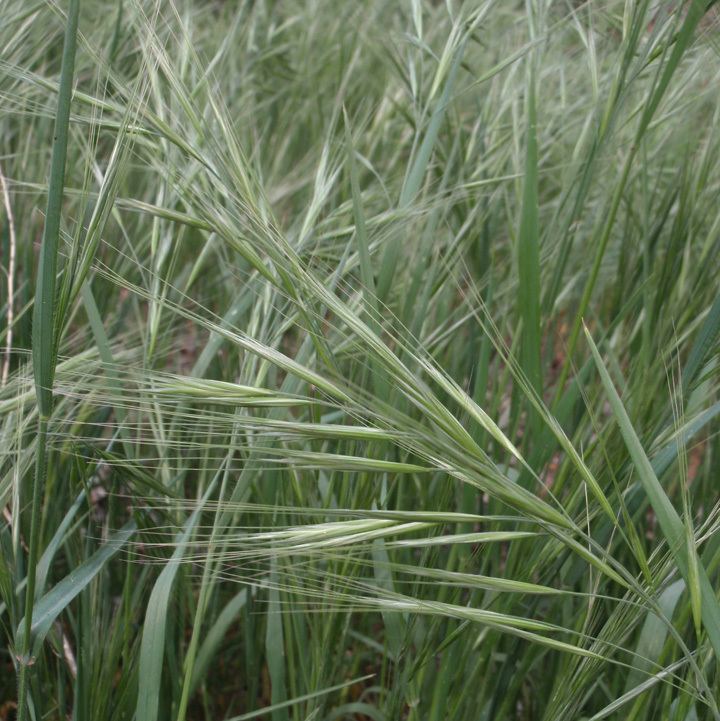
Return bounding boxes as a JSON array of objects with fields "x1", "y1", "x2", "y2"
[
  {"x1": 18, "y1": 1, "x2": 80, "y2": 718},
  {"x1": 1, "y1": 0, "x2": 720, "y2": 719}
]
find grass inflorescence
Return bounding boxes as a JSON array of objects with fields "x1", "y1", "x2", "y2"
[{"x1": 1, "y1": 1, "x2": 720, "y2": 719}]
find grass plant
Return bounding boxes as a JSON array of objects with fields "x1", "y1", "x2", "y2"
[{"x1": 1, "y1": 1, "x2": 720, "y2": 719}]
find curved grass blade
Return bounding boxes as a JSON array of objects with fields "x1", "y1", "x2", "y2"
[
  {"x1": 589, "y1": 658, "x2": 688, "y2": 721},
  {"x1": 136, "y1": 479, "x2": 216, "y2": 721},
  {"x1": 682, "y1": 294, "x2": 720, "y2": 396},
  {"x1": 624, "y1": 579, "x2": 685, "y2": 693},
  {"x1": 585, "y1": 325, "x2": 720, "y2": 659},
  {"x1": 227, "y1": 674, "x2": 374, "y2": 721},
  {"x1": 16, "y1": 521, "x2": 135, "y2": 657},
  {"x1": 189, "y1": 589, "x2": 247, "y2": 694}
]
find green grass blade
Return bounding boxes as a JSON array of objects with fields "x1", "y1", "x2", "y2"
[
  {"x1": 81, "y1": 282, "x2": 133, "y2": 456},
  {"x1": 33, "y1": 490, "x2": 84, "y2": 598},
  {"x1": 265, "y1": 558, "x2": 289, "y2": 721},
  {"x1": 136, "y1": 480, "x2": 216, "y2": 721},
  {"x1": 227, "y1": 674, "x2": 374, "y2": 721},
  {"x1": 372, "y1": 536, "x2": 405, "y2": 660},
  {"x1": 376, "y1": 29, "x2": 467, "y2": 300},
  {"x1": 31, "y1": 0, "x2": 80, "y2": 418},
  {"x1": 585, "y1": 325, "x2": 720, "y2": 659},
  {"x1": 189, "y1": 589, "x2": 247, "y2": 694},
  {"x1": 554, "y1": 2, "x2": 708, "y2": 400},
  {"x1": 635, "y1": 0, "x2": 708, "y2": 141},
  {"x1": 16, "y1": 522, "x2": 135, "y2": 656},
  {"x1": 18, "y1": 2, "x2": 80, "y2": 718},
  {"x1": 344, "y1": 109, "x2": 378, "y2": 330},
  {"x1": 516, "y1": 55, "x2": 542, "y2": 432},
  {"x1": 590, "y1": 659, "x2": 687, "y2": 721},
  {"x1": 682, "y1": 294, "x2": 720, "y2": 396},
  {"x1": 326, "y1": 703, "x2": 385, "y2": 721},
  {"x1": 624, "y1": 579, "x2": 685, "y2": 693}
]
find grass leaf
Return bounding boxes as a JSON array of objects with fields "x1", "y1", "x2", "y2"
[{"x1": 585, "y1": 324, "x2": 720, "y2": 659}]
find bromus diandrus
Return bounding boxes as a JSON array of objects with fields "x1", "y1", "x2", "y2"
[{"x1": 1, "y1": 1, "x2": 719, "y2": 719}]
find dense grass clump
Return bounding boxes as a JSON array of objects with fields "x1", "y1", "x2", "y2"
[{"x1": 1, "y1": 1, "x2": 720, "y2": 719}]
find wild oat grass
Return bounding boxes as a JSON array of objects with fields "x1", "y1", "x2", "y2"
[{"x1": 1, "y1": 1, "x2": 720, "y2": 719}]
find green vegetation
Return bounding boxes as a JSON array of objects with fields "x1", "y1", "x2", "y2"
[{"x1": 1, "y1": 1, "x2": 719, "y2": 719}]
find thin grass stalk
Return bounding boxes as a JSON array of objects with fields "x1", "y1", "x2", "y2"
[
  {"x1": 17, "y1": 1, "x2": 80, "y2": 719},
  {"x1": 176, "y1": 460, "x2": 232, "y2": 721},
  {"x1": 0, "y1": 163, "x2": 16, "y2": 386},
  {"x1": 517, "y1": 1, "x2": 541, "y2": 437}
]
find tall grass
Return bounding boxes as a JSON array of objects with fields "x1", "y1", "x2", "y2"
[{"x1": 1, "y1": 1, "x2": 719, "y2": 719}]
